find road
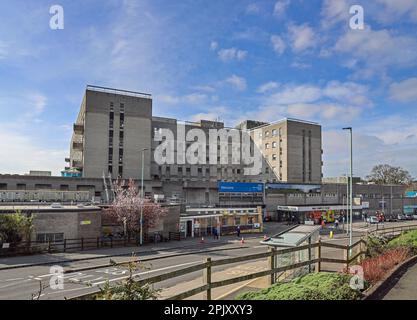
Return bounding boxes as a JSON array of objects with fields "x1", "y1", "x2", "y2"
[{"x1": 0, "y1": 238, "x2": 268, "y2": 300}]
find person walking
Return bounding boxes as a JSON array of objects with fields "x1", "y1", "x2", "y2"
[
  {"x1": 334, "y1": 218, "x2": 339, "y2": 230},
  {"x1": 236, "y1": 225, "x2": 241, "y2": 238}
]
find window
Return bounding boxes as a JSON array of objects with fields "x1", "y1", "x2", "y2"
[
  {"x1": 108, "y1": 165, "x2": 113, "y2": 174},
  {"x1": 235, "y1": 217, "x2": 241, "y2": 225},
  {"x1": 265, "y1": 143, "x2": 269, "y2": 149},
  {"x1": 198, "y1": 167, "x2": 202, "y2": 173},
  {"x1": 186, "y1": 167, "x2": 191, "y2": 173},
  {"x1": 272, "y1": 154, "x2": 277, "y2": 161},
  {"x1": 265, "y1": 131, "x2": 270, "y2": 137},
  {"x1": 178, "y1": 167, "x2": 183, "y2": 174},
  {"x1": 272, "y1": 129, "x2": 277, "y2": 136},
  {"x1": 118, "y1": 166, "x2": 123, "y2": 177},
  {"x1": 36, "y1": 233, "x2": 64, "y2": 243},
  {"x1": 272, "y1": 141, "x2": 277, "y2": 148}
]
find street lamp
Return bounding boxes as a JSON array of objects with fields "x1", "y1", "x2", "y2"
[
  {"x1": 140, "y1": 148, "x2": 149, "y2": 246},
  {"x1": 343, "y1": 127, "x2": 353, "y2": 252}
]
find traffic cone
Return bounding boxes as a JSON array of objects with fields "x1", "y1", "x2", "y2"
[
  {"x1": 241, "y1": 237, "x2": 245, "y2": 244},
  {"x1": 200, "y1": 237, "x2": 205, "y2": 243},
  {"x1": 329, "y1": 231, "x2": 334, "y2": 239}
]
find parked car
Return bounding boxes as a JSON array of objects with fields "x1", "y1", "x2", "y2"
[
  {"x1": 367, "y1": 216, "x2": 379, "y2": 224},
  {"x1": 412, "y1": 215, "x2": 417, "y2": 220},
  {"x1": 397, "y1": 214, "x2": 407, "y2": 221}
]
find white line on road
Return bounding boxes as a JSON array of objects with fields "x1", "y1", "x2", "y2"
[{"x1": 91, "y1": 261, "x2": 200, "y2": 286}]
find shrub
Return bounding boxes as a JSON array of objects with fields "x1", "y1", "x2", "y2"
[
  {"x1": 236, "y1": 272, "x2": 362, "y2": 300},
  {"x1": 387, "y1": 230, "x2": 417, "y2": 253},
  {"x1": 360, "y1": 247, "x2": 410, "y2": 285},
  {"x1": 366, "y1": 234, "x2": 389, "y2": 257}
]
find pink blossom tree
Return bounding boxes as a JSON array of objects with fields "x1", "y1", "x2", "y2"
[{"x1": 104, "y1": 179, "x2": 167, "y2": 239}]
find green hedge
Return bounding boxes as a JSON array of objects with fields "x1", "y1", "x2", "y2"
[{"x1": 236, "y1": 272, "x2": 362, "y2": 300}]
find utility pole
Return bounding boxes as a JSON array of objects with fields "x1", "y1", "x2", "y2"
[
  {"x1": 140, "y1": 148, "x2": 148, "y2": 246},
  {"x1": 343, "y1": 127, "x2": 353, "y2": 252}
]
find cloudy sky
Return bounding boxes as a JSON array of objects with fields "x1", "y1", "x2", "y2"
[{"x1": 0, "y1": 0, "x2": 416, "y2": 178}]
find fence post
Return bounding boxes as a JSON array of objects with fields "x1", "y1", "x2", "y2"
[
  {"x1": 48, "y1": 239, "x2": 51, "y2": 253},
  {"x1": 81, "y1": 238, "x2": 84, "y2": 251},
  {"x1": 315, "y1": 239, "x2": 321, "y2": 273},
  {"x1": 308, "y1": 237, "x2": 312, "y2": 273},
  {"x1": 268, "y1": 247, "x2": 276, "y2": 285},
  {"x1": 203, "y1": 257, "x2": 212, "y2": 300},
  {"x1": 344, "y1": 246, "x2": 349, "y2": 271},
  {"x1": 63, "y1": 239, "x2": 67, "y2": 253}
]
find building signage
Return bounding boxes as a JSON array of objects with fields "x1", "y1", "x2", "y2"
[
  {"x1": 80, "y1": 220, "x2": 91, "y2": 225},
  {"x1": 265, "y1": 183, "x2": 321, "y2": 194},
  {"x1": 218, "y1": 182, "x2": 264, "y2": 193}
]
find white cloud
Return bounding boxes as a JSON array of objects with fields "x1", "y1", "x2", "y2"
[
  {"x1": 374, "y1": 0, "x2": 417, "y2": 23},
  {"x1": 0, "y1": 41, "x2": 8, "y2": 59},
  {"x1": 290, "y1": 61, "x2": 311, "y2": 69},
  {"x1": 270, "y1": 35, "x2": 286, "y2": 55},
  {"x1": 0, "y1": 129, "x2": 66, "y2": 176},
  {"x1": 287, "y1": 23, "x2": 317, "y2": 53},
  {"x1": 225, "y1": 75, "x2": 247, "y2": 91},
  {"x1": 334, "y1": 27, "x2": 417, "y2": 71},
  {"x1": 157, "y1": 93, "x2": 208, "y2": 105},
  {"x1": 257, "y1": 81, "x2": 280, "y2": 93},
  {"x1": 189, "y1": 106, "x2": 230, "y2": 123},
  {"x1": 218, "y1": 48, "x2": 248, "y2": 61},
  {"x1": 320, "y1": 0, "x2": 352, "y2": 29},
  {"x1": 210, "y1": 41, "x2": 218, "y2": 51},
  {"x1": 323, "y1": 81, "x2": 372, "y2": 106},
  {"x1": 389, "y1": 78, "x2": 417, "y2": 102},
  {"x1": 266, "y1": 84, "x2": 322, "y2": 105},
  {"x1": 246, "y1": 3, "x2": 261, "y2": 14},
  {"x1": 28, "y1": 93, "x2": 47, "y2": 115},
  {"x1": 273, "y1": 0, "x2": 290, "y2": 17},
  {"x1": 191, "y1": 85, "x2": 216, "y2": 93}
]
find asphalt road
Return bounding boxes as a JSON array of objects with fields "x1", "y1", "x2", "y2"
[{"x1": 0, "y1": 239, "x2": 268, "y2": 300}]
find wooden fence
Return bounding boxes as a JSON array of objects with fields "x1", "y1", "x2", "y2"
[{"x1": 73, "y1": 238, "x2": 367, "y2": 300}]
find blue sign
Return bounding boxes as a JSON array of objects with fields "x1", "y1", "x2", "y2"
[
  {"x1": 406, "y1": 191, "x2": 417, "y2": 198},
  {"x1": 218, "y1": 182, "x2": 264, "y2": 193}
]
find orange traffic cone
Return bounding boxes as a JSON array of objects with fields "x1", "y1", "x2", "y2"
[{"x1": 241, "y1": 237, "x2": 245, "y2": 244}]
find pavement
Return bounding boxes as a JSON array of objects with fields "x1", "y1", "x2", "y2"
[{"x1": 383, "y1": 262, "x2": 417, "y2": 300}]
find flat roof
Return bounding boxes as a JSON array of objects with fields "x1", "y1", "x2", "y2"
[
  {"x1": 261, "y1": 225, "x2": 321, "y2": 247},
  {"x1": 86, "y1": 85, "x2": 152, "y2": 99}
]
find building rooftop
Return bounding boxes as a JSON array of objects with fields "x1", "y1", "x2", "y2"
[{"x1": 86, "y1": 85, "x2": 152, "y2": 100}]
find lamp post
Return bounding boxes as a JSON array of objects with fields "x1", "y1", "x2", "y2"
[
  {"x1": 140, "y1": 148, "x2": 149, "y2": 246},
  {"x1": 343, "y1": 127, "x2": 353, "y2": 252}
]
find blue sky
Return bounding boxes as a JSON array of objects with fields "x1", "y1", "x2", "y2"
[{"x1": 0, "y1": 0, "x2": 417, "y2": 178}]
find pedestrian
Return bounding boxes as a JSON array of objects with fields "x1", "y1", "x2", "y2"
[
  {"x1": 236, "y1": 225, "x2": 241, "y2": 237},
  {"x1": 335, "y1": 219, "x2": 339, "y2": 230}
]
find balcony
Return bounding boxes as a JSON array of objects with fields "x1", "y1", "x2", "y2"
[
  {"x1": 72, "y1": 141, "x2": 83, "y2": 150},
  {"x1": 73, "y1": 123, "x2": 84, "y2": 135}
]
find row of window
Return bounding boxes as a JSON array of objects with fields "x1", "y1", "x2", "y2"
[
  {"x1": 260, "y1": 128, "x2": 282, "y2": 138},
  {"x1": 108, "y1": 102, "x2": 125, "y2": 177}
]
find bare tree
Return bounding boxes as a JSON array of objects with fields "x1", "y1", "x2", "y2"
[
  {"x1": 104, "y1": 179, "x2": 167, "y2": 239},
  {"x1": 367, "y1": 164, "x2": 412, "y2": 185}
]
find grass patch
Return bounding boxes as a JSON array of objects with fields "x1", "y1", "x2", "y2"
[
  {"x1": 236, "y1": 272, "x2": 362, "y2": 300},
  {"x1": 388, "y1": 230, "x2": 417, "y2": 253}
]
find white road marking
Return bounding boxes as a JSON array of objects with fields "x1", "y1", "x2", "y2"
[{"x1": 91, "y1": 261, "x2": 200, "y2": 286}]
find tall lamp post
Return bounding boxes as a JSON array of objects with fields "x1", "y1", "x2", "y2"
[
  {"x1": 140, "y1": 148, "x2": 149, "y2": 246},
  {"x1": 343, "y1": 127, "x2": 353, "y2": 252}
]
